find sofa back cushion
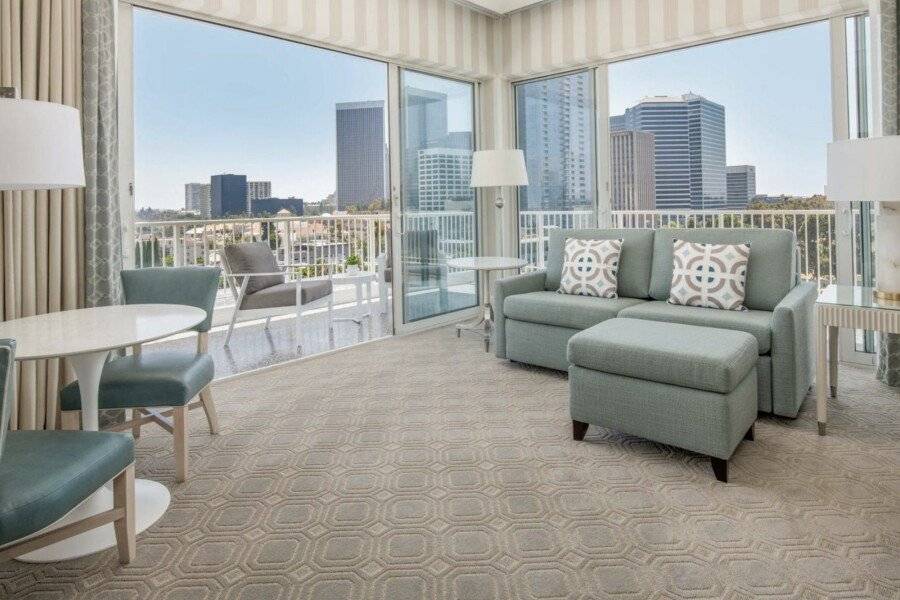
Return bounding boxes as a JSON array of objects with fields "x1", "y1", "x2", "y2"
[
  {"x1": 546, "y1": 228, "x2": 655, "y2": 299},
  {"x1": 650, "y1": 228, "x2": 796, "y2": 311}
]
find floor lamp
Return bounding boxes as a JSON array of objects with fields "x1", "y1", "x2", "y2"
[{"x1": 470, "y1": 149, "x2": 528, "y2": 257}]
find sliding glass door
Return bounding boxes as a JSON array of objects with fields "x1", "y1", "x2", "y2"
[{"x1": 398, "y1": 70, "x2": 478, "y2": 323}]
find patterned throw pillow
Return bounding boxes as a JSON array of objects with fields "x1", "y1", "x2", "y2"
[
  {"x1": 669, "y1": 239, "x2": 750, "y2": 311},
  {"x1": 558, "y1": 238, "x2": 623, "y2": 298}
]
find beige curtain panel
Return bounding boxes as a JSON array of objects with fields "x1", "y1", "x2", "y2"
[{"x1": 0, "y1": 0, "x2": 86, "y2": 430}]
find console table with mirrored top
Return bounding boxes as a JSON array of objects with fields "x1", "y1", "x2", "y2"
[{"x1": 815, "y1": 285, "x2": 900, "y2": 435}]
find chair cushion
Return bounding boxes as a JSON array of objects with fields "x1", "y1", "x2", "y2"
[
  {"x1": 240, "y1": 279, "x2": 333, "y2": 310},
  {"x1": 649, "y1": 228, "x2": 796, "y2": 311},
  {"x1": 224, "y1": 242, "x2": 284, "y2": 294},
  {"x1": 618, "y1": 300, "x2": 773, "y2": 354},
  {"x1": 568, "y1": 318, "x2": 758, "y2": 394},
  {"x1": 0, "y1": 431, "x2": 133, "y2": 545},
  {"x1": 546, "y1": 228, "x2": 655, "y2": 299},
  {"x1": 504, "y1": 291, "x2": 646, "y2": 331},
  {"x1": 60, "y1": 352, "x2": 214, "y2": 411}
]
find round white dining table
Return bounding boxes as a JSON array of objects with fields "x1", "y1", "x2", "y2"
[{"x1": 0, "y1": 304, "x2": 206, "y2": 562}]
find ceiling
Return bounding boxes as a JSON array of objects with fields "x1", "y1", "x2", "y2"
[{"x1": 459, "y1": 0, "x2": 547, "y2": 16}]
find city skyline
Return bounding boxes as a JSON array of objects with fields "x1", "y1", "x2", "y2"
[{"x1": 135, "y1": 9, "x2": 828, "y2": 212}]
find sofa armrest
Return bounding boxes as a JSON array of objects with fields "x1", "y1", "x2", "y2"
[
  {"x1": 771, "y1": 281, "x2": 817, "y2": 417},
  {"x1": 493, "y1": 270, "x2": 547, "y2": 359}
]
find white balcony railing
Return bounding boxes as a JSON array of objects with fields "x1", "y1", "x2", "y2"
[{"x1": 134, "y1": 208, "x2": 839, "y2": 309}]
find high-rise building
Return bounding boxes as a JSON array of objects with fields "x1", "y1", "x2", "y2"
[
  {"x1": 726, "y1": 165, "x2": 757, "y2": 209},
  {"x1": 211, "y1": 174, "x2": 248, "y2": 217},
  {"x1": 403, "y1": 88, "x2": 449, "y2": 211},
  {"x1": 184, "y1": 183, "x2": 211, "y2": 217},
  {"x1": 247, "y1": 181, "x2": 272, "y2": 212},
  {"x1": 611, "y1": 93, "x2": 726, "y2": 210},
  {"x1": 336, "y1": 101, "x2": 386, "y2": 211},
  {"x1": 516, "y1": 71, "x2": 594, "y2": 212},
  {"x1": 609, "y1": 130, "x2": 656, "y2": 211},
  {"x1": 417, "y1": 149, "x2": 473, "y2": 211}
]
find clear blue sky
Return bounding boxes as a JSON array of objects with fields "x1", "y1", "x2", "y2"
[
  {"x1": 609, "y1": 20, "x2": 832, "y2": 197},
  {"x1": 133, "y1": 8, "x2": 388, "y2": 209},
  {"x1": 135, "y1": 9, "x2": 831, "y2": 209}
]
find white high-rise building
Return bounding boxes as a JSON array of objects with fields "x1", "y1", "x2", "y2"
[
  {"x1": 417, "y1": 148, "x2": 473, "y2": 211},
  {"x1": 184, "y1": 183, "x2": 211, "y2": 217},
  {"x1": 247, "y1": 181, "x2": 272, "y2": 212}
]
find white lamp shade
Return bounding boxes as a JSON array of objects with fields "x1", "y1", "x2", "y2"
[
  {"x1": 0, "y1": 98, "x2": 86, "y2": 191},
  {"x1": 470, "y1": 149, "x2": 528, "y2": 188},
  {"x1": 826, "y1": 136, "x2": 900, "y2": 203}
]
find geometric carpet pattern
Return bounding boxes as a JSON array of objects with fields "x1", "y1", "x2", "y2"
[{"x1": 2, "y1": 327, "x2": 899, "y2": 599}]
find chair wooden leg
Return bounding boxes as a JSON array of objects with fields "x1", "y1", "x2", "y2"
[
  {"x1": 131, "y1": 409, "x2": 142, "y2": 438},
  {"x1": 173, "y1": 406, "x2": 188, "y2": 483},
  {"x1": 60, "y1": 411, "x2": 80, "y2": 431},
  {"x1": 744, "y1": 425, "x2": 755, "y2": 441},
  {"x1": 198, "y1": 387, "x2": 219, "y2": 435},
  {"x1": 112, "y1": 464, "x2": 136, "y2": 564}
]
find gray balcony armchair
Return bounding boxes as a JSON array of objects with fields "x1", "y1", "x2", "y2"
[
  {"x1": 222, "y1": 241, "x2": 334, "y2": 347},
  {"x1": 0, "y1": 339, "x2": 136, "y2": 563}
]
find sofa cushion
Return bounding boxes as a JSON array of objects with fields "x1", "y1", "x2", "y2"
[
  {"x1": 568, "y1": 318, "x2": 758, "y2": 394},
  {"x1": 0, "y1": 431, "x2": 133, "y2": 545},
  {"x1": 649, "y1": 229, "x2": 796, "y2": 311},
  {"x1": 669, "y1": 239, "x2": 750, "y2": 311},
  {"x1": 240, "y1": 279, "x2": 333, "y2": 310},
  {"x1": 558, "y1": 238, "x2": 622, "y2": 298},
  {"x1": 224, "y1": 242, "x2": 285, "y2": 294},
  {"x1": 546, "y1": 229, "x2": 655, "y2": 299},
  {"x1": 504, "y1": 291, "x2": 646, "y2": 331},
  {"x1": 60, "y1": 352, "x2": 215, "y2": 411},
  {"x1": 618, "y1": 301, "x2": 772, "y2": 354}
]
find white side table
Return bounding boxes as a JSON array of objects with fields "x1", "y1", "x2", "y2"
[
  {"x1": 0, "y1": 304, "x2": 206, "y2": 562},
  {"x1": 332, "y1": 270, "x2": 376, "y2": 326},
  {"x1": 447, "y1": 256, "x2": 527, "y2": 352},
  {"x1": 815, "y1": 285, "x2": 900, "y2": 435}
]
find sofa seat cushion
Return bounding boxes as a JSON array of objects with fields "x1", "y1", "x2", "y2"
[
  {"x1": 618, "y1": 301, "x2": 773, "y2": 354},
  {"x1": 0, "y1": 431, "x2": 133, "y2": 545},
  {"x1": 569, "y1": 318, "x2": 758, "y2": 394},
  {"x1": 60, "y1": 352, "x2": 214, "y2": 411},
  {"x1": 240, "y1": 279, "x2": 333, "y2": 310},
  {"x1": 504, "y1": 292, "x2": 646, "y2": 331}
]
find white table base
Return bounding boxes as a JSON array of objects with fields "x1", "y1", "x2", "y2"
[{"x1": 16, "y1": 480, "x2": 170, "y2": 563}]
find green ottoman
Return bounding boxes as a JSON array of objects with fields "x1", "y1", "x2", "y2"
[{"x1": 568, "y1": 318, "x2": 758, "y2": 482}]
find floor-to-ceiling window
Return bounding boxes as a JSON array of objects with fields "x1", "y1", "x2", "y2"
[
  {"x1": 514, "y1": 70, "x2": 597, "y2": 268},
  {"x1": 607, "y1": 21, "x2": 835, "y2": 288},
  {"x1": 399, "y1": 70, "x2": 478, "y2": 323},
  {"x1": 128, "y1": 7, "x2": 391, "y2": 374}
]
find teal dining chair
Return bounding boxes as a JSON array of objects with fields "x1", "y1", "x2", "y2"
[
  {"x1": 60, "y1": 267, "x2": 221, "y2": 483},
  {"x1": 0, "y1": 339, "x2": 136, "y2": 563}
]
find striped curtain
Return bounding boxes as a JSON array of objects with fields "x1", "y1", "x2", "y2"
[{"x1": 0, "y1": 0, "x2": 86, "y2": 430}]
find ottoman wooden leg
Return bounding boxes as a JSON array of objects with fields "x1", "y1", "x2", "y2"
[
  {"x1": 572, "y1": 420, "x2": 589, "y2": 441},
  {"x1": 744, "y1": 425, "x2": 754, "y2": 441},
  {"x1": 711, "y1": 458, "x2": 728, "y2": 483}
]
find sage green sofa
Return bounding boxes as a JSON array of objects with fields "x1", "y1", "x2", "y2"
[{"x1": 494, "y1": 228, "x2": 816, "y2": 418}]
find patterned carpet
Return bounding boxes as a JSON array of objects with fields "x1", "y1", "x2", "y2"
[{"x1": 2, "y1": 327, "x2": 899, "y2": 599}]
